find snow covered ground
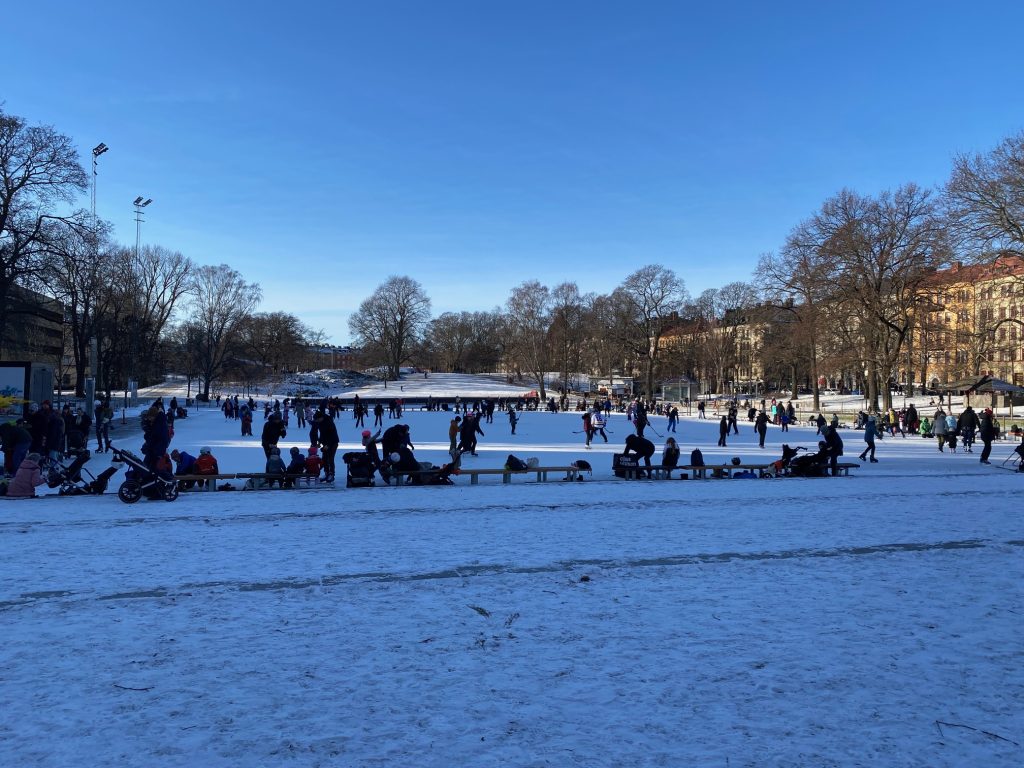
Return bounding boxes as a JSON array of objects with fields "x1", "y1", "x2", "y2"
[{"x1": 2, "y1": 374, "x2": 1022, "y2": 767}]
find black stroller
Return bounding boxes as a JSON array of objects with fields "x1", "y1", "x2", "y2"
[
  {"x1": 111, "y1": 446, "x2": 180, "y2": 503},
  {"x1": 342, "y1": 451, "x2": 375, "y2": 488},
  {"x1": 787, "y1": 444, "x2": 829, "y2": 477},
  {"x1": 44, "y1": 449, "x2": 119, "y2": 496},
  {"x1": 1002, "y1": 442, "x2": 1024, "y2": 471}
]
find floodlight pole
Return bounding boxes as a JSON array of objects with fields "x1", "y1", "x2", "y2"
[{"x1": 133, "y1": 196, "x2": 153, "y2": 259}]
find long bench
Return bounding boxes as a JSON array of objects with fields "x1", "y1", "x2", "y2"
[
  {"x1": 174, "y1": 472, "x2": 331, "y2": 491},
  {"x1": 674, "y1": 462, "x2": 857, "y2": 478},
  {"x1": 389, "y1": 465, "x2": 580, "y2": 486}
]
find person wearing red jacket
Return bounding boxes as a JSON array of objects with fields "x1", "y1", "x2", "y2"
[{"x1": 304, "y1": 446, "x2": 323, "y2": 478}]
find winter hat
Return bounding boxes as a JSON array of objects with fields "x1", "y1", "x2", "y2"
[
  {"x1": 290, "y1": 447, "x2": 301, "y2": 456},
  {"x1": 308, "y1": 446, "x2": 318, "y2": 455},
  {"x1": 200, "y1": 446, "x2": 211, "y2": 455},
  {"x1": 26, "y1": 453, "x2": 41, "y2": 463},
  {"x1": 361, "y1": 429, "x2": 371, "y2": 438}
]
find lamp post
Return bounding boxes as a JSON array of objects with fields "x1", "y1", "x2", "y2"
[
  {"x1": 89, "y1": 144, "x2": 108, "y2": 397},
  {"x1": 91, "y1": 143, "x2": 108, "y2": 228},
  {"x1": 133, "y1": 196, "x2": 153, "y2": 258}
]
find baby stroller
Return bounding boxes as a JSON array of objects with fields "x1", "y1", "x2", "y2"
[
  {"x1": 111, "y1": 445, "x2": 180, "y2": 503},
  {"x1": 788, "y1": 445, "x2": 829, "y2": 478},
  {"x1": 342, "y1": 451, "x2": 375, "y2": 488},
  {"x1": 1002, "y1": 442, "x2": 1024, "y2": 471},
  {"x1": 44, "y1": 449, "x2": 119, "y2": 496}
]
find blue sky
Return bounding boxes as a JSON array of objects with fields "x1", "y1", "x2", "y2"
[{"x1": 6, "y1": 1, "x2": 1024, "y2": 343}]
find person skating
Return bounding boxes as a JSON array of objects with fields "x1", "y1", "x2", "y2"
[
  {"x1": 697, "y1": 400, "x2": 706, "y2": 419},
  {"x1": 448, "y1": 416, "x2": 461, "y2": 459},
  {"x1": 728, "y1": 404, "x2": 739, "y2": 435},
  {"x1": 718, "y1": 415, "x2": 728, "y2": 447},
  {"x1": 591, "y1": 408, "x2": 608, "y2": 442},
  {"x1": 859, "y1": 415, "x2": 879, "y2": 462},
  {"x1": 958, "y1": 406, "x2": 979, "y2": 453},
  {"x1": 932, "y1": 406, "x2": 947, "y2": 451},
  {"x1": 667, "y1": 406, "x2": 678, "y2": 433},
  {"x1": 508, "y1": 408, "x2": 518, "y2": 435},
  {"x1": 582, "y1": 411, "x2": 594, "y2": 448},
  {"x1": 457, "y1": 413, "x2": 484, "y2": 456},
  {"x1": 979, "y1": 409, "x2": 995, "y2": 464},
  {"x1": 755, "y1": 410, "x2": 769, "y2": 449}
]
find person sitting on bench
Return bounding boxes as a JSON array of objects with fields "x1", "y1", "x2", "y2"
[
  {"x1": 194, "y1": 447, "x2": 220, "y2": 488},
  {"x1": 265, "y1": 447, "x2": 286, "y2": 488},
  {"x1": 661, "y1": 437, "x2": 680, "y2": 475},
  {"x1": 284, "y1": 447, "x2": 306, "y2": 488},
  {"x1": 171, "y1": 449, "x2": 198, "y2": 489}
]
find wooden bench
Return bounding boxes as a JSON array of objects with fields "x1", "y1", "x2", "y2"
[
  {"x1": 235, "y1": 472, "x2": 332, "y2": 489},
  {"x1": 174, "y1": 473, "x2": 331, "y2": 491},
  {"x1": 389, "y1": 466, "x2": 580, "y2": 485},
  {"x1": 676, "y1": 464, "x2": 773, "y2": 479},
  {"x1": 174, "y1": 474, "x2": 237, "y2": 491}
]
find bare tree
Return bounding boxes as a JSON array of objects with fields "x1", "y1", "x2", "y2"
[
  {"x1": 804, "y1": 186, "x2": 949, "y2": 410},
  {"x1": 0, "y1": 108, "x2": 88, "y2": 355},
  {"x1": 43, "y1": 217, "x2": 123, "y2": 394},
  {"x1": 946, "y1": 130, "x2": 1024, "y2": 257},
  {"x1": 615, "y1": 265, "x2": 688, "y2": 397},
  {"x1": 348, "y1": 276, "x2": 431, "y2": 379},
  {"x1": 189, "y1": 264, "x2": 262, "y2": 398},
  {"x1": 504, "y1": 281, "x2": 552, "y2": 398},
  {"x1": 549, "y1": 282, "x2": 590, "y2": 394}
]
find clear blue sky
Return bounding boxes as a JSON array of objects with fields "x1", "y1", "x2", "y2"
[{"x1": 6, "y1": 1, "x2": 1024, "y2": 343}]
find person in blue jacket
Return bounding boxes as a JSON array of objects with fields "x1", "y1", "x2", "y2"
[{"x1": 858, "y1": 415, "x2": 879, "y2": 462}]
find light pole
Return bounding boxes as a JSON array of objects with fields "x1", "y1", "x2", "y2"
[
  {"x1": 133, "y1": 196, "x2": 153, "y2": 258},
  {"x1": 91, "y1": 143, "x2": 108, "y2": 228}
]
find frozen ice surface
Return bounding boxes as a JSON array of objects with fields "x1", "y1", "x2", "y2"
[{"x1": 2, "y1": 376, "x2": 1021, "y2": 766}]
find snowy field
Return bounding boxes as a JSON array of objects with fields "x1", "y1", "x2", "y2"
[{"x1": 2, "y1": 374, "x2": 1022, "y2": 767}]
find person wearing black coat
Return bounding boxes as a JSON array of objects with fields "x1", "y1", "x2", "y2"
[
  {"x1": 44, "y1": 409, "x2": 66, "y2": 460},
  {"x1": 142, "y1": 407, "x2": 170, "y2": 471},
  {"x1": 978, "y1": 409, "x2": 995, "y2": 464},
  {"x1": 823, "y1": 425, "x2": 844, "y2": 476},
  {"x1": 261, "y1": 413, "x2": 287, "y2": 459},
  {"x1": 958, "y1": 406, "x2": 979, "y2": 453},
  {"x1": 623, "y1": 434, "x2": 655, "y2": 478},
  {"x1": 718, "y1": 415, "x2": 728, "y2": 447},
  {"x1": 457, "y1": 414, "x2": 484, "y2": 456},
  {"x1": 755, "y1": 410, "x2": 769, "y2": 449},
  {"x1": 310, "y1": 410, "x2": 339, "y2": 481}
]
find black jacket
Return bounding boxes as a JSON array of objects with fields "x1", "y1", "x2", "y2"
[
  {"x1": 261, "y1": 418, "x2": 286, "y2": 446},
  {"x1": 312, "y1": 415, "x2": 339, "y2": 446}
]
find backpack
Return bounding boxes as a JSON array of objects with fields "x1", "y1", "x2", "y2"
[
  {"x1": 690, "y1": 448, "x2": 704, "y2": 467},
  {"x1": 505, "y1": 454, "x2": 528, "y2": 471}
]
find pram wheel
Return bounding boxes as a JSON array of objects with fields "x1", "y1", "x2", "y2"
[
  {"x1": 161, "y1": 483, "x2": 179, "y2": 502},
  {"x1": 117, "y1": 480, "x2": 143, "y2": 504}
]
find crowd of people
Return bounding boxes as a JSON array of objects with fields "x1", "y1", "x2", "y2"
[{"x1": 5, "y1": 386, "x2": 1022, "y2": 498}]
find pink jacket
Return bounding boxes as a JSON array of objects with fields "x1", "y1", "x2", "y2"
[{"x1": 7, "y1": 459, "x2": 45, "y2": 498}]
